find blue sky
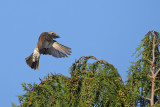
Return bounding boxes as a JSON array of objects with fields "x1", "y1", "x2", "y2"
[{"x1": 0, "y1": 0, "x2": 160, "y2": 106}]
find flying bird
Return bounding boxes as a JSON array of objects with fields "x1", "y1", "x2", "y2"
[{"x1": 25, "y1": 32, "x2": 71, "y2": 70}]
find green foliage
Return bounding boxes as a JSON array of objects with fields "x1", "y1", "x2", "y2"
[
  {"x1": 11, "y1": 102, "x2": 17, "y2": 107},
  {"x1": 14, "y1": 56, "x2": 130, "y2": 107},
  {"x1": 127, "y1": 31, "x2": 160, "y2": 106},
  {"x1": 18, "y1": 74, "x2": 70, "y2": 107},
  {"x1": 69, "y1": 56, "x2": 125, "y2": 107}
]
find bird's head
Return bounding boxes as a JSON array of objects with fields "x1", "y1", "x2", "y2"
[{"x1": 48, "y1": 32, "x2": 60, "y2": 38}]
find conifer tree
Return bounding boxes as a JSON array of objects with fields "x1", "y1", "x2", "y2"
[
  {"x1": 127, "y1": 31, "x2": 160, "y2": 106},
  {"x1": 13, "y1": 56, "x2": 125, "y2": 107}
]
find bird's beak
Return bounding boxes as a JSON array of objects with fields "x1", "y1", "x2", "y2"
[
  {"x1": 56, "y1": 34, "x2": 60, "y2": 38},
  {"x1": 48, "y1": 32, "x2": 60, "y2": 38}
]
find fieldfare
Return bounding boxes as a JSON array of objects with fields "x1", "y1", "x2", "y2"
[{"x1": 25, "y1": 32, "x2": 71, "y2": 70}]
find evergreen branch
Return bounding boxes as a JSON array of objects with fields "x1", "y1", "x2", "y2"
[
  {"x1": 154, "y1": 88, "x2": 160, "y2": 92},
  {"x1": 155, "y1": 42, "x2": 160, "y2": 46},
  {"x1": 154, "y1": 68, "x2": 160, "y2": 78},
  {"x1": 139, "y1": 59, "x2": 152, "y2": 64},
  {"x1": 141, "y1": 72, "x2": 152, "y2": 78},
  {"x1": 77, "y1": 56, "x2": 124, "y2": 84},
  {"x1": 141, "y1": 96, "x2": 151, "y2": 101},
  {"x1": 155, "y1": 97, "x2": 160, "y2": 105}
]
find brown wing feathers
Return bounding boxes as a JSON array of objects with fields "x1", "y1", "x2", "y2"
[{"x1": 50, "y1": 42, "x2": 71, "y2": 58}]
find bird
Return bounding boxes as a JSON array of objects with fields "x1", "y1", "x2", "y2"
[{"x1": 25, "y1": 32, "x2": 71, "y2": 70}]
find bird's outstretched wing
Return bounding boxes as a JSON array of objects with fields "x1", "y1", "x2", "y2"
[{"x1": 47, "y1": 41, "x2": 71, "y2": 58}]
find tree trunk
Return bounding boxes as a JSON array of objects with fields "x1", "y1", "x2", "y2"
[{"x1": 150, "y1": 78, "x2": 155, "y2": 106}]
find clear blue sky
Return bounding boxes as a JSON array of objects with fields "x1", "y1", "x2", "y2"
[{"x1": 0, "y1": 0, "x2": 160, "y2": 106}]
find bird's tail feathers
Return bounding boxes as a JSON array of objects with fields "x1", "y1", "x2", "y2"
[{"x1": 25, "y1": 53, "x2": 39, "y2": 70}]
